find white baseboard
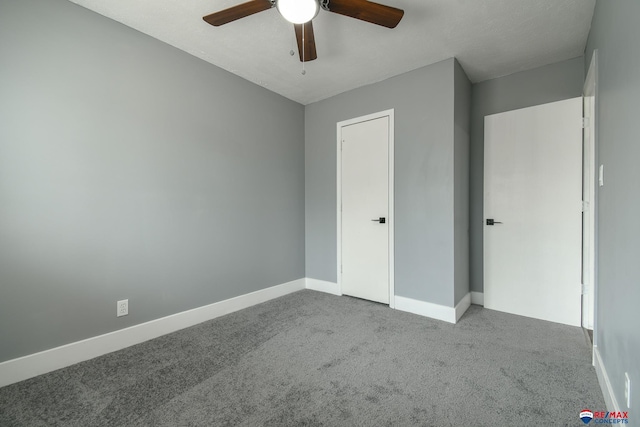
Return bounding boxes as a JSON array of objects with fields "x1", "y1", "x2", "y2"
[
  {"x1": 454, "y1": 293, "x2": 471, "y2": 322},
  {"x1": 305, "y1": 278, "x2": 341, "y2": 296},
  {"x1": 593, "y1": 345, "x2": 620, "y2": 412},
  {"x1": 395, "y1": 293, "x2": 471, "y2": 324},
  {"x1": 0, "y1": 278, "x2": 305, "y2": 388},
  {"x1": 471, "y1": 291, "x2": 484, "y2": 306}
]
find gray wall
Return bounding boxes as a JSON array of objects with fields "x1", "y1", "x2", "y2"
[
  {"x1": 305, "y1": 58, "x2": 469, "y2": 307},
  {"x1": 453, "y1": 60, "x2": 471, "y2": 305},
  {"x1": 0, "y1": 0, "x2": 305, "y2": 362},
  {"x1": 585, "y1": 0, "x2": 640, "y2": 411},
  {"x1": 469, "y1": 57, "x2": 585, "y2": 293}
]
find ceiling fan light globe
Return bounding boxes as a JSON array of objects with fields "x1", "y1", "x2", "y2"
[{"x1": 276, "y1": 0, "x2": 319, "y2": 24}]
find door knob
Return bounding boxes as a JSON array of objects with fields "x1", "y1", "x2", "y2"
[
  {"x1": 486, "y1": 219, "x2": 503, "y2": 226},
  {"x1": 371, "y1": 217, "x2": 386, "y2": 224}
]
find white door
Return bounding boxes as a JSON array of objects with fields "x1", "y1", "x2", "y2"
[
  {"x1": 340, "y1": 115, "x2": 390, "y2": 304},
  {"x1": 484, "y1": 98, "x2": 582, "y2": 327}
]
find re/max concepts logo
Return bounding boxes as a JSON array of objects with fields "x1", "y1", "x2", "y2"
[{"x1": 580, "y1": 409, "x2": 629, "y2": 424}]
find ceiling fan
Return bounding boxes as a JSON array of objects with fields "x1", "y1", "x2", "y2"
[{"x1": 203, "y1": 0, "x2": 404, "y2": 62}]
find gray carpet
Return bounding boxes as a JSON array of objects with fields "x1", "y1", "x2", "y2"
[{"x1": 0, "y1": 290, "x2": 604, "y2": 426}]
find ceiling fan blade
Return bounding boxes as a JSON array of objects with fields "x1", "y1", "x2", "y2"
[
  {"x1": 326, "y1": 0, "x2": 404, "y2": 28},
  {"x1": 203, "y1": 0, "x2": 274, "y2": 26},
  {"x1": 294, "y1": 21, "x2": 318, "y2": 62}
]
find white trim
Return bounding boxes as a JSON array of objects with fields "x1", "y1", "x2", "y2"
[
  {"x1": 470, "y1": 291, "x2": 484, "y2": 306},
  {"x1": 0, "y1": 279, "x2": 305, "y2": 388},
  {"x1": 594, "y1": 345, "x2": 620, "y2": 412},
  {"x1": 454, "y1": 293, "x2": 471, "y2": 322},
  {"x1": 388, "y1": 112, "x2": 395, "y2": 309},
  {"x1": 337, "y1": 109, "x2": 395, "y2": 308},
  {"x1": 582, "y1": 50, "x2": 598, "y2": 332},
  {"x1": 395, "y1": 293, "x2": 471, "y2": 324},
  {"x1": 305, "y1": 278, "x2": 341, "y2": 296}
]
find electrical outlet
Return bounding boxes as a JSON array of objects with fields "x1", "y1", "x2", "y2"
[
  {"x1": 117, "y1": 299, "x2": 128, "y2": 317},
  {"x1": 625, "y1": 372, "x2": 631, "y2": 408}
]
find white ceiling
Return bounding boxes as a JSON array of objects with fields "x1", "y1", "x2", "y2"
[{"x1": 68, "y1": 0, "x2": 596, "y2": 105}]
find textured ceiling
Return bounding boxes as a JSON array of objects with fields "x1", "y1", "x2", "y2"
[{"x1": 68, "y1": 0, "x2": 596, "y2": 105}]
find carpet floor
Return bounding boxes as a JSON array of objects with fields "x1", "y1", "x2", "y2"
[{"x1": 0, "y1": 290, "x2": 604, "y2": 426}]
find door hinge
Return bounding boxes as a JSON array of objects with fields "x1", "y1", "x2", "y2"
[
  {"x1": 582, "y1": 117, "x2": 590, "y2": 129},
  {"x1": 582, "y1": 201, "x2": 588, "y2": 212},
  {"x1": 581, "y1": 283, "x2": 588, "y2": 295}
]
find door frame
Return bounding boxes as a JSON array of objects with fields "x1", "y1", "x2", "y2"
[
  {"x1": 336, "y1": 109, "x2": 395, "y2": 308},
  {"x1": 582, "y1": 50, "x2": 598, "y2": 332}
]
